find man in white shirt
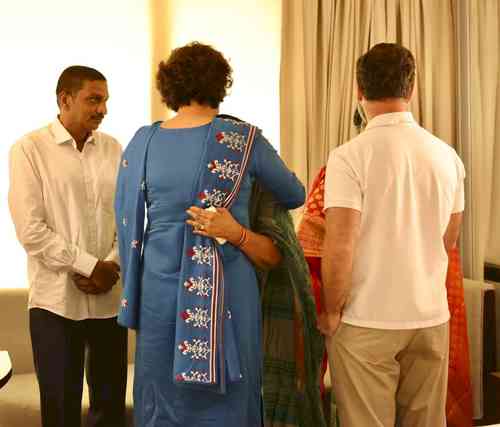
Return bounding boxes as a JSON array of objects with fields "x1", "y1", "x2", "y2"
[
  {"x1": 319, "y1": 44, "x2": 465, "y2": 427},
  {"x1": 9, "y1": 66, "x2": 126, "y2": 427}
]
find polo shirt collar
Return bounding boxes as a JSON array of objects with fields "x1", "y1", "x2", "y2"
[{"x1": 365, "y1": 111, "x2": 415, "y2": 131}]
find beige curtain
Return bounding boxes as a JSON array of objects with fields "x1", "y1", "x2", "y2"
[
  {"x1": 464, "y1": 0, "x2": 500, "y2": 396},
  {"x1": 280, "y1": 0, "x2": 372, "y2": 190},
  {"x1": 280, "y1": 0, "x2": 456, "y2": 193},
  {"x1": 477, "y1": 1, "x2": 500, "y2": 268},
  {"x1": 456, "y1": 0, "x2": 500, "y2": 280}
]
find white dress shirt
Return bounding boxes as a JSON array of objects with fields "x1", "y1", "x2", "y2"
[
  {"x1": 324, "y1": 112, "x2": 465, "y2": 329},
  {"x1": 9, "y1": 118, "x2": 123, "y2": 320}
]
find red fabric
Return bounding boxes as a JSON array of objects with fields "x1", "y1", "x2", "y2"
[
  {"x1": 298, "y1": 167, "x2": 473, "y2": 427},
  {"x1": 445, "y1": 247, "x2": 473, "y2": 427}
]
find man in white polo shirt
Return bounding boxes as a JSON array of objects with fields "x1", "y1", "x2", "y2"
[{"x1": 319, "y1": 43, "x2": 465, "y2": 427}]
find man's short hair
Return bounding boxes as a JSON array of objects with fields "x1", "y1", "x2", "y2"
[
  {"x1": 56, "y1": 66, "x2": 106, "y2": 99},
  {"x1": 356, "y1": 43, "x2": 416, "y2": 100}
]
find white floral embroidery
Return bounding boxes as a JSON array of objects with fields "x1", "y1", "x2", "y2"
[
  {"x1": 178, "y1": 339, "x2": 211, "y2": 360},
  {"x1": 216, "y1": 131, "x2": 247, "y2": 152},
  {"x1": 176, "y1": 371, "x2": 210, "y2": 383},
  {"x1": 184, "y1": 276, "x2": 213, "y2": 297},
  {"x1": 189, "y1": 245, "x2": 213, "y2": 265},
  {"x1": 220, "y1": 118, "x2": 245, "y2": 127},
  {"x1": 199, "y1": 189, "x2": 227, "y2": 208},
  {"x1": 181, "y1": 308, "x2": 211, "y2": 329},
  {"x1": 207, "y1": 159, "x2": 240, "y2": 182}
]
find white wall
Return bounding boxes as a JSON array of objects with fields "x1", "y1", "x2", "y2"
[
  {"x1": 165, "y1": 0, "x2": 282, "y2": 149},
  {"x1": 0, "y1": 0, "x2": 281, "y2": 289},
  {"x1": 0, "y1": 0, "x2": 151, "y2": 288}
]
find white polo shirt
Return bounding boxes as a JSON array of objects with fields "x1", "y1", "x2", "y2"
[{"x1": 324, "y1": 112, "x2": 465, "y2": 329}]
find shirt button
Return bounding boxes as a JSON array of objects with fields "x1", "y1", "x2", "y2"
[{"x1": 122, "y1": 159, "x2": 129, "y2": 168}]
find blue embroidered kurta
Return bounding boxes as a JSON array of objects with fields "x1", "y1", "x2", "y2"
[{"x1": 115, "y1": 118, "x2": 305, "y2": 426}]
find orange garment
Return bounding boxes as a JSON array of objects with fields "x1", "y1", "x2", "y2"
[
  {"x1": 445, "y1": 248, "x2": 473, "y2": 426},
  {"x1": 297, "y1": 167, "x2": 473, "y2": 427}
]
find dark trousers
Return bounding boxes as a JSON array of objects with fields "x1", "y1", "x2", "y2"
[{"x1": 29, "y1": 308, "x2": 128, "y2": 427}]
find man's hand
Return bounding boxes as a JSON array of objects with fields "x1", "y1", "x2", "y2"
[
  {"x1": 74, "y1": 260, "x2": 120, "y2": 294},
  {"x1": 89, "y1": 260, "x2": 120, "y2": 291},
  {"x1": 317, "y1": 312, "x2": 342, "y2": 337},
  {"x1": 72, "y1": 274, "x2": 101, "y2": 294}
]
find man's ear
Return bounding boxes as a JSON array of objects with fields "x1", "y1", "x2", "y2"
[
  {"x1": 405, "y1": 80, "x2": 415, "y2": 102},
  {"x1": 357, "y1": 86, "x2": 364, "y2": 102},
  {"x1": 58, "y1": 91, "x2": 71, "y2": 111}
]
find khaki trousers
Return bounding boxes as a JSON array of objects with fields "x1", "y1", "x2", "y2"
[{"x1": 327, "y1": 322, "x2": 449, "y2": 427}]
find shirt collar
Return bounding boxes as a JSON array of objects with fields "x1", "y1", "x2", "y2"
[
  {"x1": 365, "y1": 111, "x2": 415, "y2": 131},
  {"x1": 51, "y1": 117, "x2": 96, "y2": 145}
]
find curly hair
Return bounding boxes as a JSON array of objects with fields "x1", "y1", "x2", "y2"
[
  {"x1": 156, "y1": 42, "x2": 233, "y2": 111},
  {"x1": 356, "y1": 43, "x2": 415, "y2": 101}
]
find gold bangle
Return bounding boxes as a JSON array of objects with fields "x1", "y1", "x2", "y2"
[
  {"x1": 235, "y1": 227, "x2": 245, "y2": 246},
  {"x1": 239, "y1": 228, "x2": 250, "y2": 248},
  {"x1": 236, "y1": 227, "x2": 248, "y2": 248}
]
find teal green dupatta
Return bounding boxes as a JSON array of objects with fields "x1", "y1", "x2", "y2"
[{"x1": 250, "y1": 185, "x2": 327, "y2": 427}]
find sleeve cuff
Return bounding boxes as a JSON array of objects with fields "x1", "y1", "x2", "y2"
[
  {"x1": 324, "y1": 199, "x2": 362, "y2": 212},
  {"x1": 104, "y1": 247, "x2": 120, "y2": 265},
  {"x1": 72, "y1": 250, "x2": 99, "y2": 278}
]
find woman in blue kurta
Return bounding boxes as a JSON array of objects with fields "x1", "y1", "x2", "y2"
[{"x1": 115, "y1": 43, "x2": 305, "y2": 426}]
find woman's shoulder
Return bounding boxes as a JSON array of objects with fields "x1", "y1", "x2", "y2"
[
  {"x1": 134, "y1": 122, "x2": 162, "y2": 139},
  {"x1": 213, "y1": 116, "x2": 269, "y2": 157},
  {"x1": 214, "y1": 115, "x2": 249, "y2": 127},
  {"x1": 214, "y1": 116, "x2": 258, "y2": 133},
  {"x1": 124, "y1": 122, "x2": 162, "y2": 152}
]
